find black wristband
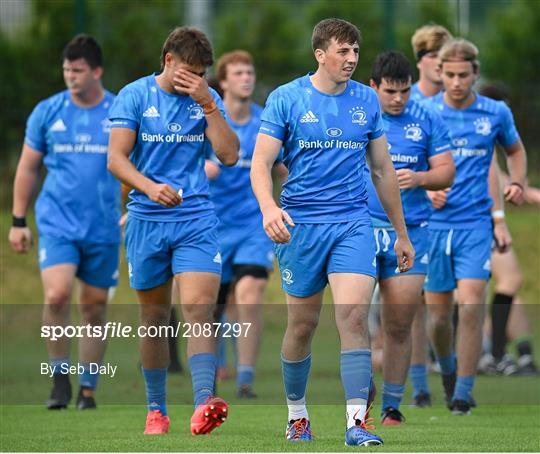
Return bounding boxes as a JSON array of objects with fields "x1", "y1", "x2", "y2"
[
  {"x1": 12, "y1": 215, "x2": 27, "y2": 227},
  {"x1": 510, "y1": 182, "x2": 524, "y2": 191}
]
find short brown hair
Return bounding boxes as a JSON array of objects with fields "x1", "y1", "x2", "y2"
[
  {"x1": 411, "y1": 24, "x2": 453, "y2": 60},
  {"x1": 160, "y1": 27, "x2": 213, "y2": 70},
  {"x1": 312, "y1": 18, "x2": 361, "y2": 52},
  {"x1": 439, "y1": 38, "x2": 480, "y2": 71},
  {"x1": 216, "y1": 50, "x2": 254, "y2": 82}
]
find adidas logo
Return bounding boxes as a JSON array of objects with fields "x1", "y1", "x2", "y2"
[
  {"x1": 213, "y1": 252, "x2": 222, "y2": 264},
  {"x1": 483, "y1": 259, "x2": 491, "y2": 271},
  {"x1": 300, "y1": 110, "x2": 319, "y2": 123},
  {"x1": 50, "y1": 119, "x2": 67, "y2": 132},
  {"x1": 420, "y1": 253, "x2": 429, "y2": 265},
  {"x1": 142, "y1": 106, "x2": 160, "y2": 118}
]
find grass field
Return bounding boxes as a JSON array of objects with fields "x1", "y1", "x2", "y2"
[{"x1": 1, "y1": 207, "x2": 539, "y2": 451}]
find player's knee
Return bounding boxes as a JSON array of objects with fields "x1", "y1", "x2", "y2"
[
  {"x1": 79, "y1": 302, "x2": 106, "y2": 326},
  {"x1": 141, "y1": 304, "x2": 171, "y2": 326},
  {"x1": 290, "y1": 317, "x2": 319, "y2": 341},
  {"x1": 44, "y1": 288, "x2": 71, "y2": 308},
  {"x1": 429, "y1": 310, "x2": 453, "y2": 330},
  {"x1": 386, "y1": 320, "x2": 411, "y2": 344},
  {"x1": 458, "y1": 304, "x2": 484, "y2": 327},
  {"x1": 183, "y1": 301, "x2": 214, "y2": 323}
]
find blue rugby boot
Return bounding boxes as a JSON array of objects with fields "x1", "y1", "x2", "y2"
[{"x1": 345, "y1": 420, "x2": 383, "y2": 447}]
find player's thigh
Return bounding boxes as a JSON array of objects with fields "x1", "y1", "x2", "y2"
[
  {"x1": 425, "y1": 229, "x2": 456, "y2": 292},
  {"x1": 453, "y1": 228, "x2": 492, "y2": 282},
  {"x1": 275, "y1": 223, "x2": 332, "y2": 298},
  {"x1": 285, "y1": 290, "x2": 324, "y2": 331},
  {"x1": 77, "y1": 242, "x2": 120, "y2": 290},
  {"x1": 172, "y1": 214, "x2": 221, "y2": 282},
  {"x1": 456, "y1": 279, "x2": 488, "y2": 306},
  {"x1": 379, "y1": 274, "x2": 425, "y2": 328},
  {"x1": 41, "y1": 263, "x2": 78, "y2": 305},
  {"x1": 491, "y1": 247, "x2": 522, "y2": 286},
  {"x1": 327, "y1": 220, "x2": 377, "y2": 287},
  {"x1": 124, "y1": 217, "x2": 172, "y2": 290},
  {"x1": 176, "y1": 272, "x2": 221, "y2": 306}
]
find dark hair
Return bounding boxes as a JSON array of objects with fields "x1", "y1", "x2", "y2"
[
  {"x1": 312, "y1": 18, "x2": 360, "y2": 51},
  {"x1": 206, "y1": 76, "x2": 223, "y2": 98},
  {"x1": 161, "y1": 26, "x2": 213, "y2": 69},
  {"x1": 478, "y1": 83, "x2": 510, "y2": 105},
  {"x1": 62, "y1": 34, "x2": 102, "y2": 68},
  {"x1": 371, "y1": 50, "x2": 412, "y2": 86}
]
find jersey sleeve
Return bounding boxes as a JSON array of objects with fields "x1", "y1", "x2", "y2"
[
  {"x1": 427, "y1": 109, "x2": 452, "y2": 157},
  {"x1": 368, "y1": 90, "x2": 385, "y2": 140},
  {"x1": 496, "y1": 102, "x2": 520, "y2": 148},
  {"x1": 259, "y1": 88, "x2": 288, "y2": 141},
  {"x1": 109, "y1": 86, "x2": 141, "y2": 131},
  {"x1": 24, "y1": 101, "x2": 48, "y2": 153}
]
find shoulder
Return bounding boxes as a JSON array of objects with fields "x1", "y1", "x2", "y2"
[
  {"x1": 476, "y1": 94, "x2": 511, "y2": 117},
  {"x1": 348, "y1": 80, "x2": 378, "y2": 103},
  {"x1": 268, "y1": 76, "x2": 306, "y2": 102},
  {"x1": 29, "y1": 90, "x2": 68, "y2": 121}
]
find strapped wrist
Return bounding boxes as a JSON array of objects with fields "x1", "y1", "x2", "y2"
[{"x1": 12, "y1": 215, "x2": 27, "y2": 227}]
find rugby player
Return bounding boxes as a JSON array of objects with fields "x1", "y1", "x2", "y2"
[
  {"x1": 425, "y1": 38, "x2": 527, "y2": 415},
  {"x1": 107, "y1": 27, "x2": 239, "y2": 434},
  {"x1": 251, "y1": 18, "x2": 414, "y2": 446},
  {"x1": 366, "y1": 50, "x2": 454, "y2": 424},
  {"x1": 8, "y1": 35, "x2": 120, "y2": 410}
]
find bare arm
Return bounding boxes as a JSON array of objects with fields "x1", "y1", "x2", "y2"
[
  {"x1": 488, "y1": 153, "x2": 511, "y2": 252},
  {"x1": 173, "y1": 69, "x2": 239, "y2": 166},
  {"x1": 251, "y1": 134, "x2": 294, "y2": 243},
  {"x1": 8, "y1": 145, "x2": 43, "y2": 253},
  {"x1": 396, "y1": 151, "x2": 455, "y2": 191},
  {"x1": 107, "y1": 128, "x2": 182, "y2": 208},
  {"x1": 367, "y1": 135, "x2": 415, "y2": 271},
  {"x1": 503, "y1": 139, "x2": 527, "y2": 205}
]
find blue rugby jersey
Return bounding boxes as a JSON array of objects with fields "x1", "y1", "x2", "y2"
[
  {"x1": 365, "y1": 99, "x2": 451, "y2": 227},
  {"x1": 25, "y1": 90, "x2": 120, "y2": 243},
  {"x1": 109, "y1": 74, "x2": 226, "y2": 221},
  {"x1": 208, "y1": 103, "x2": 263, "y2": 227},
  {"x1": 259, "y1": 74, "x2": 384, "y2": 223},
  {"x1": 428, "y1": 92, "x2": 520, "y2": 229}
]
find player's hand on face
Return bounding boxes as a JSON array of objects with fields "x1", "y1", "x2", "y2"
[
  {"x1": 428, "y1": 188, "x2": 450, "y2": 209},
  {"x1": 262, "y1": 205, "x2": 295, "y2": 244},
  {"x1": 147, "y1": 183, "x2": 183, "y2": 208},
  {"x1": 396, "y1": 168, "x2": 420, "y2": 189},
  {"x1": 493, "y1": 221, "x2": 512, "y2": 253},
  {"x1": 173, "y1": 69, "x2": 213, "y2": 106},
  {"x1": 8, "y1": 227, "x2": 33, "y2": 253},
  {"x1": 205, "y1": 160, "x2": 221, "y2": 180},
  {"x1": 504, "y1": 183, "x2": 525, "y2": 206},
  {"x1": 394, "y1": 235, "x2": 415, "y2": 273}
]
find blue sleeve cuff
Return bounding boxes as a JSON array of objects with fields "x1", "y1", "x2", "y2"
[
  {"x1": 24, "y1": 137, "x2": 45, "y2": 153},
  {"x1": 430, "y1": 143, "x2": 451, "y2": 156},
  {"x1": 259, "y1": 121, "x2": 285, "y2": 141},
  {"x1": 368, "y1": 129, "x2": 385, "y2": 141},
  {"x1": 110, "y1": 118, "x2": 138, "y2": 130}
]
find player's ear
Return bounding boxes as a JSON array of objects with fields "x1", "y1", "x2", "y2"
[
  {"x1": 369, "y1": 79, "x2": 377, "y2": 90},
  {"x1": 92, "y1": 66, "x2": 103, "y2": 80},
  {"x1": 314, "y1": 48, "x2": 325, "y2": 64}
]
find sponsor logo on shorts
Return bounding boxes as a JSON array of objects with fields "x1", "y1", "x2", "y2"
[
  {"x1": 213, "y1": 252, "x2": 222, "y2": 264},
  {"x1": 483, "y1": 259, "x2": 491, "y2": 271},
  {"x1": 420, "y1": 253, "x2": 429, "y2": 265},
  {"x1": 282, "y1": 269, "x2": 294, "y2": 285},
  {"x1": 128, "y1": 262, "x2": 133, "y2": 279},
  {"x1": 39, "y1": 248, "x2": 47, "y2": 263}
]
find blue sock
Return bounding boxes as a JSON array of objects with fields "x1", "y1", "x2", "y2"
[
  {"x1": 50, "y1": 358, "x2": 70, "y2": 375},
  {"x1": 453, "y1": 375, "x2": 475, "y2": 402},
  {"x1": 189, "y1": 352, "x2": 216, "y2": 407},
  {"x1": 281, "y1": 353, "x2": 311, "y2": 401},
  {"x1": 142, "y1": 367, "x2": 167, "y2": 416},
  {"x1": 216, "y1": 334, "x2": 227, "y2": 368},
  {"x1": 340, "y1": 349, "x2": 371, "y2": 401},
  {"x1": 438, "y1": 354, "x2": 456, "y2": 375},
  {"x1": 382, "y1": 382, "x2": 405, "y2": 411},
  {"x1": 79, "y1": 363, "x2": 99, "y2": 390},
  {"x1": 409, "y1": 363, "x2": 430, "y2": 397},
  {"x1": 237, "y1": 364, "x2": 254, "y2": 388}
]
